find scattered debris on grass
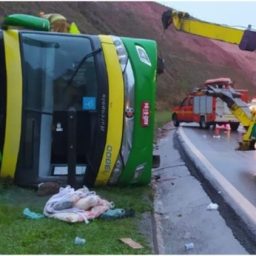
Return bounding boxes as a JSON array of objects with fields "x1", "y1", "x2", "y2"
[
  {"x1": 100, "y1": 208, "x2": 135, "y2": 220},
  {"x1": 23, "y1": 208, "x2": 44, "y2": 220},
  {"x1": 42, "y1": 185, "x2": 135, "y2": 223},
  {"x1": 44, "y1": 185, "x2": 113, "y2": 223},
  {"x1": 119, "y1": 238, "x2": 143, "y2": 249},
  {"x1": 74, "y1": 236, "x2": 86, "y2": 245},
  {"x1": 37, "y1": 181, "x2": 60, "y2": 196}
]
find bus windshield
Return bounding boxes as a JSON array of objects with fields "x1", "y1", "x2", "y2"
[
  {"x1": 21, "y1": 33, "x2": 98, "y2": 112},
  {"x1": 18, "y1": 32, "x2": 101, "y2": 178}
]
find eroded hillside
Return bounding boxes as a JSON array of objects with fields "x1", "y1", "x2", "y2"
[{"x1": 0, "y1": 1, "x2": 255, "y2": 109}]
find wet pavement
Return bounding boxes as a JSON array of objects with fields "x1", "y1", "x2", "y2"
[{"x1": 152, "y1": 122, "x2": 248, "y2": 254}]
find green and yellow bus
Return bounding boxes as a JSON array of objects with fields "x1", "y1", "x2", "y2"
[{"x1": 0, "y1": 14, "x2": 158, "y2": 187}]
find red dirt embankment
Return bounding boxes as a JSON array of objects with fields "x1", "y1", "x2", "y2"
[{"x1": 0, "y1": 1, "x2": 256, "y2": 107}]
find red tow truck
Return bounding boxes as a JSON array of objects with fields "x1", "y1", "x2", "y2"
[{"x1": 171, "y1": 78, "x2": 249, "y2": 131}]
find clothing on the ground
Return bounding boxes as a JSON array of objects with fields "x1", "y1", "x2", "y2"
[{"x1": 43, "y1": 185, "x2": 114, "y2": 223}]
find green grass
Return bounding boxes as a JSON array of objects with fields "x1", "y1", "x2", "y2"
[
  {"x1": 155, "y1": 110, "x2": 171, "y2": 129},
  {"x1": 0, "y1": 182, "x2": 153, "y2": 254}
]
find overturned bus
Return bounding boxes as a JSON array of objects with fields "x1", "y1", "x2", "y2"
[{"x1": 0, "y1": 14, "x2": 158, "y2": 187}]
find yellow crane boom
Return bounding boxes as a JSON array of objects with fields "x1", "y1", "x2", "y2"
[
  {"x1": 205, "y1": 85, "x2": 256, "y2": 150},
  {"x1": 162, "y1": 9, "x2": 256, "y2": 51}
]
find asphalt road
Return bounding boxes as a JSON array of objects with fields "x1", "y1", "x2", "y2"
[
  {"x1": 153, "y1": 122, "x2": 251, "y2": 254},
  {"x1": 179, "y1": 124, "x2": 256, "y2": 207}
]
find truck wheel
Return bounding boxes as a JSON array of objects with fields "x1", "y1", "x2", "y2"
[
  {"x1": 250, "y1": 140, "x2": 256, "y2": 150},
  {"x1": 230, "y1": 122, "x2": 239, "y2": 131},
  {"x1": 199, "y1": 116, "x2": 209, "y2": 129},
  {"x1": 172, "y1": 114, "x2": 180, "y2": 127}
]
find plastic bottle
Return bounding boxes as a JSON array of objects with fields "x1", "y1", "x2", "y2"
[{"x1": 74, "y1": 236, "x2": 86, "y2": 245}]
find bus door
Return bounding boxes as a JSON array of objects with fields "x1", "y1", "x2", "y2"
[{"x1": 51, "y1": 52, "x2": 97, "y2": 177}]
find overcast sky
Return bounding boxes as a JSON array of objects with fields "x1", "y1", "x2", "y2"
[{"x1": 159, "y1": 1, "x2": 256, "y2": 29}]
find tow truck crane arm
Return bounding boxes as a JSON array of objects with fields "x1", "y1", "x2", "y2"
[
  {"x1": 162, "y1": 9, "x2": 256, "y2": 51},
  {"x1": 162, "y1": 8, "x2": 256, "y2": 149},
  {"x1": 206, "y1": 86, "x2": 256, "y2": 150}
]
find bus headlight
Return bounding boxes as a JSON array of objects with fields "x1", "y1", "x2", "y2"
[{"x1": 112, "y1": 36, "x2": 128, "y2": 72}]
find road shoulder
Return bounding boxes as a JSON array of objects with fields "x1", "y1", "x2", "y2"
[{"x1": 152, "y1": 123, "x2": 247, "y2": 254}]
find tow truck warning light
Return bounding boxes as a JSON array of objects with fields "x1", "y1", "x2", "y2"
[{"x1": 141, "y1": 102, "x2": 150, "y2": 127}]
